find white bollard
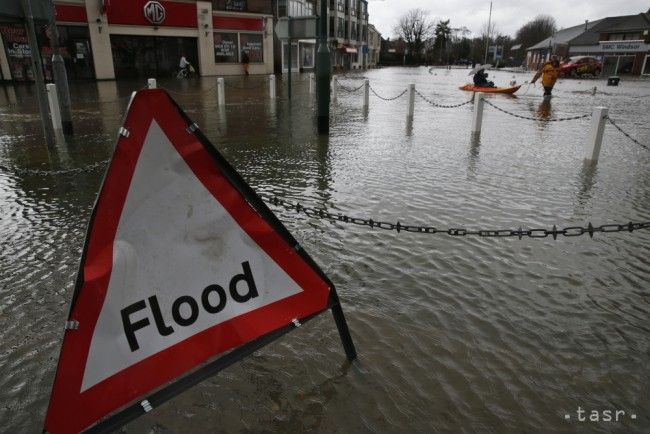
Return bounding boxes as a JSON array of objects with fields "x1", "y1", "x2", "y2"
[
  {"x1": 309, "y1": 73, "x2": 315, "y2": 93},
  {"x1": 363, "y1": 79, "x2": 369, "y2": 110},
  {"x1": 584, "y1": 106, "x2": 608, "y2": 162},
  {"x1": 269, "y1": 74, "x2": 276, "y2": 99},
  {"x1": 217, "y1": 77, "x2": 225, "y2": 107},
  {"x1": 46, "y1": 83, "x2": 63, "y2": 133},
  {"x1": 406, "y1": 83, "x2": 415, "y2": 118},
  {"x1": 471, "y1": 92, "x2": 485, "y2": 134},
  {"x1": 332, "y1": 79, "x2": 338, "y2": 103},
  {"x1": 147, "y1": 78, "x2": 157, "y2": 89}
]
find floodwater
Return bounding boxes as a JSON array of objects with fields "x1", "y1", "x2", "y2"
[{"x1": 1, "y1": 68, "x2": 649, "y2": 433}]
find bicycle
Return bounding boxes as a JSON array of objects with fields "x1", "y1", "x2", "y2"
[{"x1": 175, "y1": 68, "x2": 188, "y2": 79}]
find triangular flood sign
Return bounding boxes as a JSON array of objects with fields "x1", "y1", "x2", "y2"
[{"x1": 44, "y1": 89, "x2": 355, "y2": 434}]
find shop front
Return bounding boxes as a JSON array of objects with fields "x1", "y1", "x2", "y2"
[
  {"x1": 571, "y1": 40, "x2": 650, "y2": 75},
  {"x1": 111, "y1": 35, "x2": 197, "y2": 78},
  {"x1": 280, "y1": 40, "x2": 314, "y2": 72}
]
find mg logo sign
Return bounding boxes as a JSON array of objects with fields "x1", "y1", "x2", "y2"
[{"x1": 143, "y1": 1, "x2": 166, "y2": 25}]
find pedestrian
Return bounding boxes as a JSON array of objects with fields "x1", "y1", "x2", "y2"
[
  {"x1": 531, "y1": 55, "x2": 560, "y2": 97},
  {"x1": 179, "y1": 54, "x2": 191, "y2": 78},
  {"x1": 241, "y1": 50, "x2": 250, "y2": 76}
]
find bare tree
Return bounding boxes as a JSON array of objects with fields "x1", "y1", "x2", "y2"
[
  {"x1": 393, "y1": 9, "x2": 435, "y2": 64},
  {"x1": 515, "y1": 15, "x2": 557, "y2": 50}
]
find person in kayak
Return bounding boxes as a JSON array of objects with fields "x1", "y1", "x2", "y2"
[
  {"x1": 531, "y1": 55, "x2": 560, "y2": 96},
  {"x1": 473, "y1": 68, "x2": 495, "y2": 87}
]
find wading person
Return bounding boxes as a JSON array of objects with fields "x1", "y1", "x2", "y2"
[
  {"x1": 531, "y1": 55, "x2": 560, "y2": 97},
  {"x1": 241, "y1": 50, "x2": 250, "y2": 76}
]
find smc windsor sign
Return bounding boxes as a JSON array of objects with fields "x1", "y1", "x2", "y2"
[{"x1": 143, "y1": 0, "x2": 165, "y2": 25}]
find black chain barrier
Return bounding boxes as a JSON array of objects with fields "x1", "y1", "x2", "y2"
[
  {"x1": 335, "y1": 79, "x2": 366, "y2": 93},
  {"x1": 263, "y1": 195, "x2": 650, "y2": 240},
  {"x1": 368, "y1": 85, "x2": 408, "y2": 101},
  {"x1": 483, "y1": 99, "x2": 592, "y2": 122},
  {"x1": 0, "y1": 159, "x2": 109, "y2": 176},
  {"x1": 605, "y1": 117, "x2": 649, "y2": 151},
  {"x1": 414, "y1": 89, "x2": 474, "y2": 108},
  {"x1": 223, "y1": 80, "x2": 267, "y2": 90}
]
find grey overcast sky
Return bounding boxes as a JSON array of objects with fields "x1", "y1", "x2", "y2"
[{"x1": 367, "y1": 0, "x2": 650, "y2": 39}]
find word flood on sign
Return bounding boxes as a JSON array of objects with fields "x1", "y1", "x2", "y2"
[
  {"x1": 121, "y1": 261, "x2": 260, "y2": 351},
  {"x1": 43, "y1": 88, "x2": 356, "y2": 434}
]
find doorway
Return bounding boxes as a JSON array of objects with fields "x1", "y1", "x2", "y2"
[{"x1": 110, "y1": 35, "x2": 198, "y2": 79}]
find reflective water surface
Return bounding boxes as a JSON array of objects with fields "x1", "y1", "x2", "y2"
[{"x1": 1, "y1": 68, "x2": 649, "y2": 433}]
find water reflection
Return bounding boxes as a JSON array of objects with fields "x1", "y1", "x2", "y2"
[
  {"x1": 467, "y1": 132, "x2": 481, "y2": 178},
  {"x1": 576, "y1": 159, "x2": 598, "y2": 206}
]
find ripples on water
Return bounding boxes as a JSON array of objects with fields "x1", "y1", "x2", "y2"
[{"x1": 1, "y1": 69, "x2": 648, "y2": 433}]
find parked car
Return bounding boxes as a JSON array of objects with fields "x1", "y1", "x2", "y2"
[{"x1": 559, "y1": 56, "x2": 602, "y2": 77}]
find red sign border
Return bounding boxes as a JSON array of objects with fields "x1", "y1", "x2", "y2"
[{"x1": 43, "y1": 89, "x2": 342, "y2": 433}]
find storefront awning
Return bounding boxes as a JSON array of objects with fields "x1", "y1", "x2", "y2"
[{"x1": 340, "y1": 45, "x2": 358, "y2": 54}]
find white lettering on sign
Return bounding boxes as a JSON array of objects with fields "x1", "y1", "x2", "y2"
[
  {"x1": 144, "y1": 1, "x2": 166, "y2": 25},
  {"x1": 80, "y1": 120, "x2": 303, "y2": 392}
]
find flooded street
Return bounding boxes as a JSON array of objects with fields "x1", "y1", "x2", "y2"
[{"x1": 1, "y1": 67, "x2": 649, "y2": 433}]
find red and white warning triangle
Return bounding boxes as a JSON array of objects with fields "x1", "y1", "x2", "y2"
[{"x1": 44, "y1": 89, "x2": 335, "y2": 433}]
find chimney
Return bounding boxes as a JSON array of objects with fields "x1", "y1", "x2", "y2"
[{"x1": 585, "y1": 19, "x2": 589, "y2": 31}]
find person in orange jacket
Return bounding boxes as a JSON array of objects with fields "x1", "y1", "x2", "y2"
[{"x1": 531, "y1": 55, "x2": 560, "y2": 96}]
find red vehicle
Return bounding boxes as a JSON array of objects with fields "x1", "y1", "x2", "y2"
[{"x1": 559, "y1": 56, "x2": 602, "y2": 77}]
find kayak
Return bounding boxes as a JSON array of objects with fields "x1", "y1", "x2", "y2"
[{"x1": 459, "y1": 84, "x2": 521, "y2": 94}]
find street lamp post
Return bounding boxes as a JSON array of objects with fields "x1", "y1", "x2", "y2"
[{"x1": 315, "y1": 0, "x2": 331, "y2": 134}]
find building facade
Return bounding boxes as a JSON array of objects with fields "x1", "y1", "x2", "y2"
[
  {"x1": 367, "y1": 23, "x2": 379, "y2": 67},
  {"x1": 0, "y1": 0, "x2": 275, "y2": 81},
  {"x1": 526, "y1": 12, "x2": 650, "y2": 76},
  {"x1": 327, "y1": 0, "x2": 368, "y2": 70}
]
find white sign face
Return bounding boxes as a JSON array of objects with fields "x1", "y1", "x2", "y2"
[
  {"x1": 81, "y1": 120, "x2": 304, "y2": 391},
  {"x1": 144, "y1": 1, "x2": 166, "y2": 25}
]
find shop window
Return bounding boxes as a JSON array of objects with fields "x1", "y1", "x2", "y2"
[
  {"x1": 278, "y1": 0, "x2": 287, "y2": 16},
  {"x1": 0, "y1": 23, "x2": 35, "y2": 81},
  {"x1": 643, "y1": 55, "x2": 650, "y2": 75},
  {"x1": 624, "y1": 33, "x2": 641, "y2": 40},
  {"x1": 240, "y1": 33, "x2": 263, "y2": 62},
  {"x1": 214, "y1": 32, "x2": 239, "y2": 63},
  {"x1": 337, "y1": 18, "x2": 344, "y2": 37},
  {"x1": 337, "y1": 0, "x2": 344, "y2": 12}
]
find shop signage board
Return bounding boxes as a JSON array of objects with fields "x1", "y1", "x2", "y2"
[
  {"x1": 43, "y1": 89, "x2": 356, "y2": 434},
  {"x1": 599, "y1": 40, "x2": 648, "y2": 52}
]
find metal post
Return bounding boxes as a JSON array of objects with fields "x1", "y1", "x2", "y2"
[
  {"x1": 46, "y1": 83, "x2": 63, "y2": 132},
  {"x1": 332, "y1": 79, "x2": 337, "y2": 103},
  {"x1": 147, "y1": 78, "x2": 157, "y2": 89},
  {"x1": 48, "y1": 3, "x2": 73, "y2": 135},
  {"x1": 269, "y1": 74, "x2": 276, "y2": 99},
  {"x1": 287, "y1": 17, "x2": 292, "y2": 100},
  {"x1": 21, "y1": 0, "x2": 55, "y2": 146},
  {"x1": 309, "y1": 72, "x2": 314, "y2": 93},
  {"x1": 217, "y1": 77, "x2": 225, "y2": 106},
  {"x1": 315, "y1": 0, "x2": 331, "y2": 134},
  {"x1": 406, "y1": 83, "x2": 415, "y2": 119},
  {"x1": 363, "y1": 79, "x2": 369, "y2": 110},
  {"x1": 584, "y1": 106, "x2": 608, "y2": 162},
  {"x1": 472, "y1": 92, "x2": 485, "y2": 134}
]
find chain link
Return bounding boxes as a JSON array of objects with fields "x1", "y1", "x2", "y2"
[
  {"x1": 368, "y1": 85, "x2": 408, "y2": 101},
  {"x1": 263, "y1": 195, "x2": 650, "y2": 240},
  {"x1": 483, "y1": 99, "x2": 592, "y2": 122},
  {"x1": 414, "y1": 89, "x2": 474, "y2": 108},
  {"x1": 335, "y1": 79, "x2": 366, "y2": 93},
  {"x1": 605, "y1": 116, "x2": 649, "y2": 151},
  {"x1": 0, "y1": 159, "x2": 109, "y2": 176}
]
